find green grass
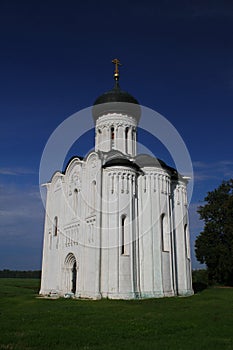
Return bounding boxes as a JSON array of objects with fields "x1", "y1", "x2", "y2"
[{"x1": 0, "y1": 279, "x2": 233, "y2": 350}]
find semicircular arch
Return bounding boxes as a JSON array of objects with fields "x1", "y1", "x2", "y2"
[{"x1": 64, "y1": 253, "x2": 78, "y2": 268}]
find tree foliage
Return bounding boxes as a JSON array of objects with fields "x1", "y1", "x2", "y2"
[
  {"x1": 195, "y1": 179, "x2": 233, "y2": 286},
  {"x1": 0, "y1": 270, "x2": 41, "y2": 279}
]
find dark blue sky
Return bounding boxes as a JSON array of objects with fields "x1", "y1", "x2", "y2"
[{"x1": 0, "y1": 0, "x2": 233, "y2": 269}]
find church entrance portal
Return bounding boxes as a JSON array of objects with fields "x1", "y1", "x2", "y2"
[
  {"x1": 64, "y1": 253, "x2": 78, "y2": 294},
  {"x1": 72, "y1": 261, "x2": 77, "y2": 294}
]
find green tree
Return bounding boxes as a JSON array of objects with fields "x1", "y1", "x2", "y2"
[{"x1": 195, "y1": 179, "x2": 233, "y2": 286}]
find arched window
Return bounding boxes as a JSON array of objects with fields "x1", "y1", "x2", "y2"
[
  {"x1": 184, "y1": 224, "x2": 188, "y2": 258},
  {"x1": 92, "y1": 180, "x2": 96, "y2": 211},
  {"x1": 161, "y1": 213, "x2": 165, "y2": 251},
  {"x1": 125, "y1": 127, "x2": 129, "y2": 153},
  {"x1": 111, "y1": 126, "x2": 115, "y2": 148},
  {"x1": 121, "y1": 215, "x2": 126, "y2": 255},
  {"x1": 74, "y1": 188, "x2": 78, "y2": 215},
  {"x1": 111, "y1": 127, "x2": 115, "y2": 140},
  {"x1": 97, "y1": 129, "x2": 102, "y2": 146},
  {"x1": 54, "y1": 216, "x2": 58, "y2": 236}
]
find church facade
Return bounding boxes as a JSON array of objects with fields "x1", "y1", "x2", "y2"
[{"x1": 40, "y1": 62, "x2": 193, "y2": 299}]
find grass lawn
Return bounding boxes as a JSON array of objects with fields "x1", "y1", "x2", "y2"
[{"x1": 0, "y1": 279, "x2": 232, "y2": 350}]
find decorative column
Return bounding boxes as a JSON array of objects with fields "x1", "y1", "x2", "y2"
[
  {"x1": 117, "y1": 125, "x2": 125, "y2": 153},
  {"x1": 173, "y1": 182, "x2": 189, "y2": 295},
  {"x1": 133, "y1": 127, "x2": 136, "y2": 156},
  {"x1": 128, "y1": 127, "x2": 133, "y2": 155}
]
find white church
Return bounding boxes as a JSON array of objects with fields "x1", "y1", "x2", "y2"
[{"x1": 40, "y1": 60, "x2": 193, "y2": 299}]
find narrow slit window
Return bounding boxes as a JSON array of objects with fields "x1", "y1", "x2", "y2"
[
  {"x1": 121, "y1": 215, "x2": 126, "y2": 255},
  {"x1": 125, "y1": 127, "x2": 129, "y2": 153},
  {"x1": 92, "y1": 181, "x2": 96, "y2": 211},
  {"x1": 161, "y1": 214, "x2": 165, "y2": 251},
  {"x1": 54, "y1": 216, "x2": 58, "y2": 236},
  {"x1": 74, "y1": 188, "x2": 78, "y2": 214},
  {"x1": 184, "y1": 224, "x2": 188, "y2": 257},
  {"x1": 111, "y1": 127, "x2": 115, "y2": 148},
  {"x1": 111, "y1": 127, "x2": 114, "y2": 140}
]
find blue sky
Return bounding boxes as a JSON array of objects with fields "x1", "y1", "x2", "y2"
[{"x1": 0, "y1": 0, "x2": 233, "y2": 270}]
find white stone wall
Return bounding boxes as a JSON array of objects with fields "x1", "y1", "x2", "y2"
[
  {"x1": 40, "y1": 154, "x2": 102, "y2": 299},
  {"x1": 138, "y1": 169, "x2": 175, "y2": 297},
  {"x1": 40, "y1": 109, "x2": 193, "y2": 299},
  {"x1": 95, "y1": 113, "x2": 137, "y2": 156},
  {"x1": 101, "y1": 166, "x2": 139, "y2": 299},
  {"x1": 172, "y1": 180, "x2": 193, "y2": 296}
]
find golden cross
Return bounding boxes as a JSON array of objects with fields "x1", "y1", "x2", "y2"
[{"x1": 112, "y1": 58, "x2": 122, "y2": 80}]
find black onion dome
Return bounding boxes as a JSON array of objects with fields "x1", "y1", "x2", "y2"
[
  {"x1": 92, "y1": 81, "x2": 141, "y2": 123},
  {"x1": 135, "y1": 154, "x2": 180, "y2": 180},
  {"x1": 103, "y1": 157, "x2": 141, "y2": 172},
  {"x1": 94, "y1": 81, "x2": 139, "y2": 105}
]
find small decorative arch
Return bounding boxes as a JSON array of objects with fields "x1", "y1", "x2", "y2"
[{"x1": 64, "y1": 252, "x2": 77, "y2": 267}]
